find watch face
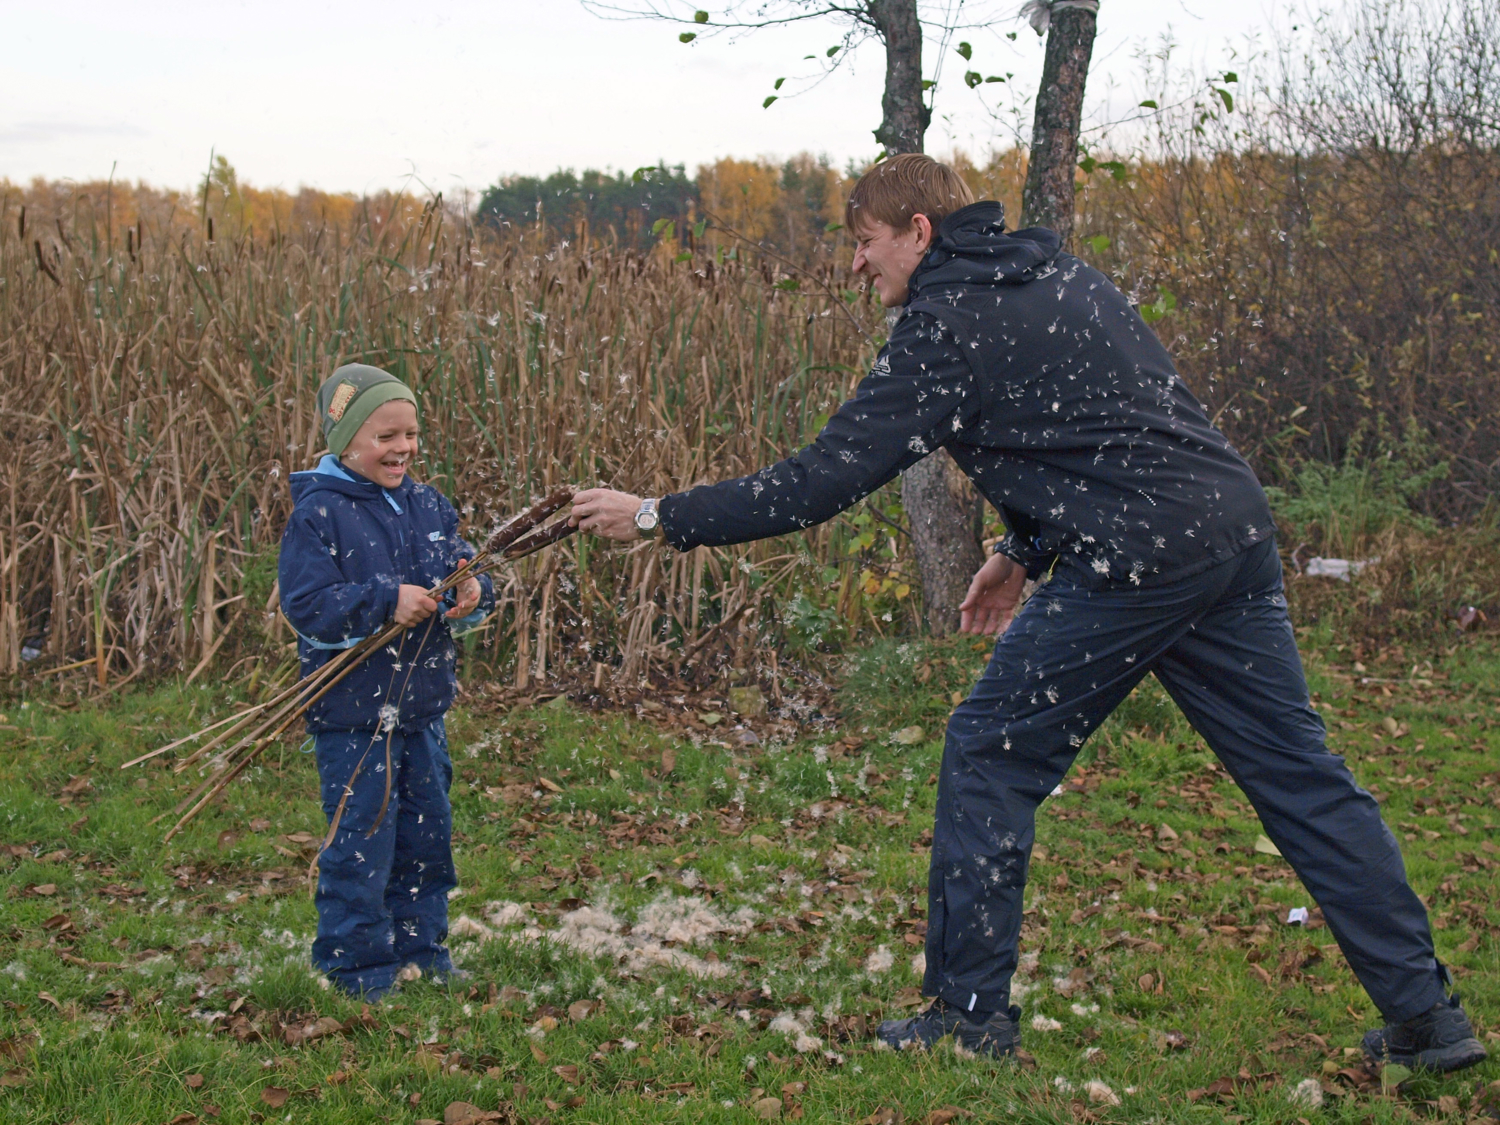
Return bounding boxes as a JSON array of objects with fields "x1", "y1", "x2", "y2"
[{"x1": 637, "y1": 509, "x2": 659, "y2": 530}]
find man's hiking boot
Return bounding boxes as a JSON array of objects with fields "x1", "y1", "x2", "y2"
[
  {"x1": 1362, "y1": 992, "x2": 1487, "y2": 1073},
  {"x1": 876, "y1": 998, "x2": 1020, "y2": 1058}
]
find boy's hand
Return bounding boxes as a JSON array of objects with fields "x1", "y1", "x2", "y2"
[
  {"x1": 445, "y1": 576, "x2": 482, "y2": 619},
  {"x1": 395, "y1": 584, "x2": 439, "y2": 627},
  {"x1": 959, "y1": 552, "x2": 1026, "y2": 635}
]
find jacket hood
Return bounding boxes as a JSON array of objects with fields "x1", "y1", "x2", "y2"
[
  {"x1": 289, "y1": 456, "x2": 413, "y2": 507},
  {"x1": 909, "y1": 201, "x2": 1064, "y2": 295}
]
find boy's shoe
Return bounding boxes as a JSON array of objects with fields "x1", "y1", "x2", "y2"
[
  {"x1": 1362, "y1": 993, "x2": 1487, "y2": 1073},
  {"x1": 877, "y1": 998, "x2": 1021, "y2": 1058}
]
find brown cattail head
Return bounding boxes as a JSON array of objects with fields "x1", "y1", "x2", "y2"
[{"x1": 483, "y1": 487, "x2": 576, "y2": 556}]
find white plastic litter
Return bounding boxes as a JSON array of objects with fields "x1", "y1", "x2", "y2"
[
  {"x1": 1020, "y1": 0, "x2": 1100, "y2": 36},
  {"x1": 1286, "y1": 906, "x2": 1310, "y2": 925},
  {"x1": 1302, "y1": 556, "x2": 1377, "y2": 581}
]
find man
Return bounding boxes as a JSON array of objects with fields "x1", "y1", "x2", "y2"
[{"x1": 569, "y1": 154, "x2": 1485, "y2": 1071}]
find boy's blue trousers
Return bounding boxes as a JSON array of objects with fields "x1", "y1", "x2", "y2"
[
  {"x1": 312, "y1": 718, "x2": 456, "y2": 997},
  {"x1": 924, "y1": 537, "x2": 1445, "y2": 1024}
]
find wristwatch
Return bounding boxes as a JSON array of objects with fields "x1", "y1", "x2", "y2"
[{"x1": 634, "y1": 497, "x2": 660, "y2": 539}]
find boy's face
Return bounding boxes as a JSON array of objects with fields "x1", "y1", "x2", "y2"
[
  {"x1": 340, "y1": 399, "x2": 419, "y2": 489},
  {"x1": 851, "y1": 213, "x2": 934, "y2": 307}
]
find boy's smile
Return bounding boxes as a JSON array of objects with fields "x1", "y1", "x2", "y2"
[{"x1": 341, "y1": 399, "x2": 420, "y2": 489}]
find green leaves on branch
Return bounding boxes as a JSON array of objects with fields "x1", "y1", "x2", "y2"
[
  {"x1": 956, "y1": 41, "x2": 972, "y2": 60},
  {"x1": 1084, "y1": 234, "x2": 1111, "y2": 256},
  {"x1": 680, "y1": 32, "x2": 697, "y2": 42},
  {"x1": 1078, "y1": 156, "x2": 1128, "y2": 182},
  {"x1": 1138, "y1": 287, "x2": 1177, "y2": 325},
  {"x1": 693, "y1": 9, "x2": 708, "y2": 21},
  {"x1": 651, "y1": 218, "x2": 676, "y2": 241},
  {"x1": 763, "y1": 96, "x2": 778, "y2": 108}
]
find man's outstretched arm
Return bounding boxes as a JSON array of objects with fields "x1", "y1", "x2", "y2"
[{"x1": 571, "y1": 313, "x2": 976, "y2": 548}]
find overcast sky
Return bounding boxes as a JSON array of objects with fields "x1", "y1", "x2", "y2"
[{"x1": 2, "y1": 0, "x2": 1288, "y2": 196}]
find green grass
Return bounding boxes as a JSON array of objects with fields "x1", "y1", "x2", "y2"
[{"x1": 0, "y1": 629, "x2": 1496, "y2": 1124}]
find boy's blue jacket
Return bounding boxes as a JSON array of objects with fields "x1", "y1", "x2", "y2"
[{"x1": 278, "y1": 457, "x2": 495, "y2": 733}]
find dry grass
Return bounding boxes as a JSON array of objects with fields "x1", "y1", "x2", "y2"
[{"x1": 0, "y1": 183, "x2": 890, "y2": 689}]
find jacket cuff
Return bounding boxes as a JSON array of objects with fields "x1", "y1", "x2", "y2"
[
  {"x1": 658, "y1": 492, "x2": 694, "y2": 552},
  {"x1": 994, "y1": 533, "x2": 1052, "y2": 582}
]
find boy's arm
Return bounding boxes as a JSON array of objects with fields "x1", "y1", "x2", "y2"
[
  {"x1": 278, "y1": 507, "x2": 402, "y2": 645},
  {"x1": 659, "y1": 312, "x2": 976, "y2": 551}
]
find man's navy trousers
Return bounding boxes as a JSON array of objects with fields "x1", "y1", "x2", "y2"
[
  {"x1": 923, "y1": 538, "x2": 1444, "y2": 1023},
  {"x1": 312, "y1": 718, "x2": 457, "y2": 997}
]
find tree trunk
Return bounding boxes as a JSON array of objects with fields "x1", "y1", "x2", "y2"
[
  {"x1": 1020, "y1": 3, "x2": 1099, "y2": 246},
  {"x1": 869, "y1": 0, "x2": 927, "y2": 156},
  {"x1": 868, "y1": 0, "x2": 987, "y2": 634}
]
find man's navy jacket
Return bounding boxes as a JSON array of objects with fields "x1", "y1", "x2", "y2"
[
  {"x1": 278, "y1": 458, "x2": 495, "y2": 733},
  {"x1": 659, "y1": 201, "x2": 1274, "y2": 587}
]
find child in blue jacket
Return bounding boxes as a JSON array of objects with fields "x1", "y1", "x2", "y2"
[{"x1": 278, "y1": 363, "x2": 494, "y2": 1000}]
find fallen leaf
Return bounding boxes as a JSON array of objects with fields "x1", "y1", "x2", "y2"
[
  {"x1": 164, "y1": 1114, "x2": 199, "y2": 1125},
  {"x1": 537, "y1": 777, "x2": 564, "y2": 794},
  {"x1": 31, "y1": 884, "x2": 56, "y2": 896},
  {"x1": 1437, "y1": 1094, "x2": 1461, "y2": 1116},
  {"x1": 698, "y1": 712, "x2": 723, "y2": 726},
  {"x1": 260, "y1": 1086, "x2": 289, "y2": 1108},
  {"x1": 858, "y1": 1109, "x2": 904, "y2": 1125},
  {"x1": 661, "y1": 748, "x2": 677, "y2": 774},
  {"x1": 1157, "y1": 823, "x2": 1179, "y2": 841},
  {"x1": 553, "y1": 1064, "x2": 580, "y2": 1085},
  {"x1": 752, "y1": 1096, "x2": 783, "y2": 1119},
  {"x1": 303, "y1": 1016, "x2": 343, "y2": 1040},
  {"x1": 248, "y1": 817, "x2": 271, "y2": 832},
  {"x1": 0, "y1": 1070, "x2": 25, "y2": 1087},
  {"x1": 1379, "y1": 1063, "x2": 1411, "y2": 1090},
  {"x1": 1254, "y1": 835, "x2": 1283, "y2": 857},
  {"x1": 443, "y1": 1102, "x2": 509, "y2": 1125},
  {"x1": 891, "y1": 726, "x2": 925, "y2": 745},
  {"x1": 529, "y1": 1042, "x2": 547, "y2": 1064},
  {"x1": 37, "y1": 992, "x2": 61, "y2": 1010},
  {"x1": 566, "y1": 999, "x2": 599, "y2": 1022},
  {"x1": 216, "y1": 831, "x2": 237, "y2": 850},
  {"x1": 185, "y1": 1074, "x2": 205, "y2": 1089},
  {"x1": 924, "y1": 1108, "x2": 973, "y2": 1125}
]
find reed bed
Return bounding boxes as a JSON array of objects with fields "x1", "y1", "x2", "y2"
[{"x1": 0, "y1": 186, "x2": 884, "y2": 690}]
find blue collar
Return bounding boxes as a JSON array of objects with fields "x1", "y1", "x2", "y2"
[{"x1": 316, "y1": 454, "x2": 403, "y2": 513}]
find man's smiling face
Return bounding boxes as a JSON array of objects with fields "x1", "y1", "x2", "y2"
[{"x1": 851, "y1": 213, "x2": 934, "y2": 307}]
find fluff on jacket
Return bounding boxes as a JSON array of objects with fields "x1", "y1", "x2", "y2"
[
  {"x1": 659, "y1": 201, "x2": 1273, "y2": 588},
  {"x1": 278, "y1": 457, "x2": 495, "y2": 733}
]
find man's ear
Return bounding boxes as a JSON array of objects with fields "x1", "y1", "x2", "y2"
[{"x1": 911, "y1": 213, "x2": 934, "y2": 250}]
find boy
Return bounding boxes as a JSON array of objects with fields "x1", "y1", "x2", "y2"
[
  {"x1": 279, "y1": 363, "x2": 493, "y2": 1000},
  {"x1": 570, "y1": 155, "x2": 1486, "y2": 1071}
]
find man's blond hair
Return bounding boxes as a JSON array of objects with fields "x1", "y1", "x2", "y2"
[{"x1": 844, "y1": 153, "x2": 975, "y2": 236}]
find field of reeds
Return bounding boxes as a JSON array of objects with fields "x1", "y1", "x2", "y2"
[
  {"x1": 5, "y1": 0, "x2": 1500, "y2": 696},
  {"x1": 0, "y1": 183, "x2": 910, "y2": 692}
]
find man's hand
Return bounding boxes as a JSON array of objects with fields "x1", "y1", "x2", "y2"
[
  {"x1": 959, "y1": 552, "x2": 1027, "y2": 635},
  {"x1": 445, "y1": 576, "x2": 482, "y2": 619},
  {"x1": 569, "y1": 488, "x2": 644, "y2": 542},
  {"x1": 395, "y1": 584, "x2": 439, "y2": 627}
]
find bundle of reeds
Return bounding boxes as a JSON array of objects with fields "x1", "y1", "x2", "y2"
[{"x1": 121, "y1": 490, "x2": 576, "y2": 840}]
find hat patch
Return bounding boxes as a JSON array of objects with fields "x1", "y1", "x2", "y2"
[{"x1": 328, "y1": 382, "x2": 357, "y2": 422}]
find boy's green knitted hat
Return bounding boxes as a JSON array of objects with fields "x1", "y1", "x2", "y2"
[{"x1": 317, "y1": 364, "x2": 417, "y2": 455}]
